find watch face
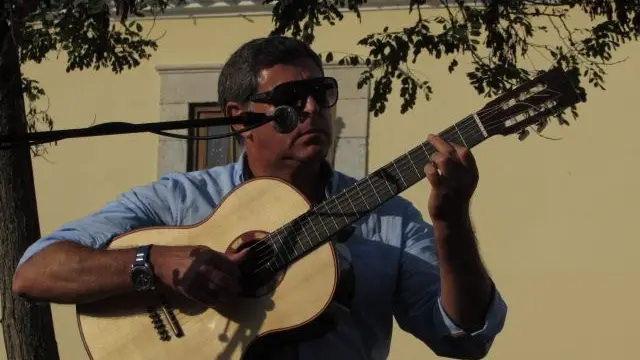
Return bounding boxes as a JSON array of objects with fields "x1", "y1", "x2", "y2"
[{"x1": 131, "y1": 267, "x2": 153, "y2": 291}]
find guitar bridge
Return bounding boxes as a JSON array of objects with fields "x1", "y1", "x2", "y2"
[
  {"x1": 147, "y1": 306, "x2": 171, "y2": 341},
  {"x1": 159, "y1": 298, "x2": 184, "y2": 338},
  {"x1": 146, "y1": 297, "x2": 184, "y2": 341}
]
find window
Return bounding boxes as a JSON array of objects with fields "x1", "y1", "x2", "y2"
[{"x1": 187, "y1": 102, "x2": 243, "y2": 171}]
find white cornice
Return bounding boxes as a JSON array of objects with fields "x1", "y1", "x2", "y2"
[
  {"x1": 111, "y1": 0, "x2": 460, "y2": 19},
  {"x1": 155, "y1": 62, "x2": 369, "y2": 74}
]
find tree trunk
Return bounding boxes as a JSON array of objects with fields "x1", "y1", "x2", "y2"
[{"x1": 0, "y1": 14, "x2": 61, "y2": 360}]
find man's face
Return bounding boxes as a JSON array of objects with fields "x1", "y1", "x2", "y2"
[{"x1": 230, "y1": 57, "x2": 336, "y2": 166}]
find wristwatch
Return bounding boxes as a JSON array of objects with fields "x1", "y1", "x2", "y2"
[{"x1": 130, "y1": 245, "x2": 155, "y2": 292}]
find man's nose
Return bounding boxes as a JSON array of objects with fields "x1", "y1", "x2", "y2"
[{"x1": 301, "y1": 94, "x2": 319, "y2": 117}]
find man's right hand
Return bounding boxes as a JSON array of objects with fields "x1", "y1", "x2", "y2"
[{"x1": 151, "y1": 245, "x2": 247, "y2": 307}]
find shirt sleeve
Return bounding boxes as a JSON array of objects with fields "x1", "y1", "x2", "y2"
[
  {"x1": 17, "y1": 174, "x2": 187, "y2": 267},
  {"x1": 392, "y1": 201, "x2": 507, "y2": 359}
]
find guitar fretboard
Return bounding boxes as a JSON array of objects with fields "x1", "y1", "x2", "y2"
[{"x1": 265, "y1": 113, "x2": 489, "y2": 271}]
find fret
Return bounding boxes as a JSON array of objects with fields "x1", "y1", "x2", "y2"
[
  {"x1": 454, "y1": 123, "x2": 468, "y2": 148},
  {"x1": 300, "y1": 221, "x2": 313, "y2": 248},
  {"x1": 366, "y1": 176, "x2": 382, "y2": 204},
  {"x1": 407, "y1": 153, "x2": 421, "y2": 177},
  {"x1": 456, "y1": 114, "x2": 488, "y2": 148},
  {"x1": 305, "y1": 209, "x2": 322, "y2": 242},
  {"x1": 441, "y1": 130, "x2": 460, "y2": 145},
  {"x1": 272, "y1": 231, "x2": 290, "y2": 264},
  {"x1": 420, "y1": 143, "x2": 432, "y2": 161},
  {"x1": 344, "y1": 191, "x2": 359, "y2": 218},
  {"x1": 433, "y1": 115, "x2": 486, "y2": 150},
  {"x1": 317, "y1": 204, "x2": 332, "y2": 236},
  {"x1": 473, "y1": 112, "x2": 489, "y2": 138},
  {"x1": 331, "y1": 195, "x2": 350, "y2": 224},
  {"x1": 391, "y1": 159, "x2": 408, "y2": 188},
  {"x1": 379, "y1": 168, "x2": 397, "y2": 195},
  {"x1": 266, "y1": 112, "x2": 494, "y2": 271},
  {"x1": 324, "y1": 201, "x2": 340, "y2": 227},
  {"x1": 270, "y1": 216, "x2": 318, "y2": 268}
]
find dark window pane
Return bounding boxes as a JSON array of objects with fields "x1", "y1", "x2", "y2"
[
  {"x1": 188, "y1": 103, "x2": 242, "y2": 171},
  {"x1": 206, "y1": 126, "x2": 232, "y2": 167}
]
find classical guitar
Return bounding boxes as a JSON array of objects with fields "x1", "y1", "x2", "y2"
[{"x1": 76, "y1": 67, "x2": 583, "y2": 360}]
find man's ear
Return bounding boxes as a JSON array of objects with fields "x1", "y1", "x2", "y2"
[{"x1": 225, "y1": 101, "x2": 253, "y2": 141}]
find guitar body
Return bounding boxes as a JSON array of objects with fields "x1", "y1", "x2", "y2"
[{"x1": 76, "y1": 178, "x2": 339, "y2": 360}]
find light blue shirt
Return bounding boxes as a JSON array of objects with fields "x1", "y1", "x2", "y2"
[{"x1": 19, "y1": 154, "x2": 507, "y2": 360}]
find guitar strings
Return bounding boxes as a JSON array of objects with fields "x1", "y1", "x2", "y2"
[
  {"x1": 247, "y1": 91, "x2": 564, "y2": 274},
  {"x1": 248, "y1": 90, "x2": 565, "y2": 274},
  {"x1": 242, "y1": 89, "x2": 568, "y2": 276}
]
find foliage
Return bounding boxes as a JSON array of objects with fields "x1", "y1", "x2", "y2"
[
  {"x1": 6, "y1": 0, "x2": 640, "y2": 146},
  {"x1": 3, "y1": 0, "x2": 171, "y2": 155},
  {"x1": 268, "y1": 0, "x2": 640, "y2": 138}
]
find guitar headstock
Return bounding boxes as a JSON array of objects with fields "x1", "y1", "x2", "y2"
[{"x1": 476, "y1": 67, "x2": 584, "y2": 137}]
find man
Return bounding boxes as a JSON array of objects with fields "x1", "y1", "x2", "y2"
[{"x1": 12, "y1": 36, "x2": 506, "y2": 360}]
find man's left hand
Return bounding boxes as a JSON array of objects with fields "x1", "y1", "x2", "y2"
[{"x1": 424, "y1": 134, "x2": 479, "y2": 223}]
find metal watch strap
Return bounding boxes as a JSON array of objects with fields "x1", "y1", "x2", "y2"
[
  {"x1": 131, "y1": 244, "x2": 155, "y2": 292},
  {"x1": 133, "y1": 245, "x2": 152, "y2": 267}
]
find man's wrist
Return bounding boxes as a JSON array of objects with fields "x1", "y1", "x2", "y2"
[
  {"x1": 432, "y1": 209, "x2": 480, "y2": 266},
  {"x1": 432, "y1": 208, "x2": 472, "y2": 232},
  {"x1": 147, "y1": 245, "x2": 172, "y2": 287},
  {"x1": 430, "y1": 204, "x2": 471, "y2": 228}
]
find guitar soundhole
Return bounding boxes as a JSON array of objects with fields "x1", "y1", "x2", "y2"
[{"x1": 225, "y1": 230, "x2": 286, "y2": 298}]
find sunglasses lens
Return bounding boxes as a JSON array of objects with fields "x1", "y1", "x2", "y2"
[
  {"x1": 252, "y1": 77, "x2": 338, "y2": 108},
  {"x1": 315, "y1": 78, "x2": 338, "y2": 108}
]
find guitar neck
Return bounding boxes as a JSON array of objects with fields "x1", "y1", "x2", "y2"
[{"x1": 267, "y1": 113, "x2": 491, "y2": 270}]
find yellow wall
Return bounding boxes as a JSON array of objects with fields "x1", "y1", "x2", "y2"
[{"x1": 2, "y1": 6, "x2": 639, "y2": 360}]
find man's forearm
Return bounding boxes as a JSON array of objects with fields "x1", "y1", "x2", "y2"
[
  {"x1": 12, "y1": 241, "x2": 137, "y2": 304},
  {"x1": 434, "y1": 216, "x2": 494, "y2": 332}
]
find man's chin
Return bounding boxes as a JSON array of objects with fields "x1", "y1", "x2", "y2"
[{"x1": 290, "y1": 145, "x2": 329, "y2": 163}]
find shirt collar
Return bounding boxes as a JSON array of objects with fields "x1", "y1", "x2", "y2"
[{"x1": 232, "y1": 149, "x2": 339, "y2": 198}]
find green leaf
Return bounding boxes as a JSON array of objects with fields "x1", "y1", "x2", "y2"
[{"x1": 325, "y1": 52, "x2": 334, "y2": 63}]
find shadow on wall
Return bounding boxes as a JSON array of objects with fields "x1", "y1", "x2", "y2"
[{"x1": 328, "y1": 116, "x2": 345, "y2": 165}]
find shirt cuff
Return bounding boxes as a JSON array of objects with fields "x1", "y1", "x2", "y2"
[{"x1": 437, "y1": 286, "x2": 507, "y2": 338}]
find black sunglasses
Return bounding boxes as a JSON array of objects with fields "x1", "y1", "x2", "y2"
[{"x1": 248, "y1": 77, "x2": 339, "y2": 109}]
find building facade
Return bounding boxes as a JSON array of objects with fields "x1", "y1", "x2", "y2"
[{"x1": 2, "y1": 1, "x2": 640, "y2": 360}]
